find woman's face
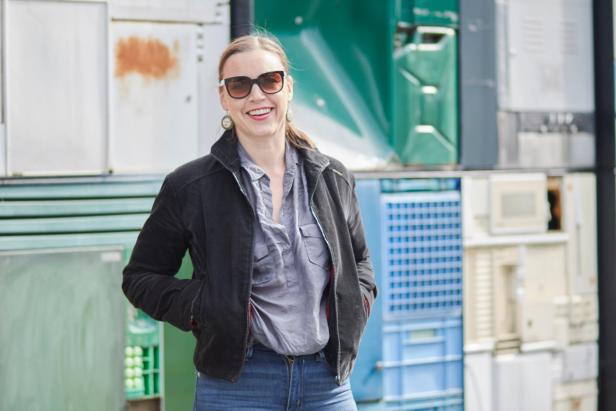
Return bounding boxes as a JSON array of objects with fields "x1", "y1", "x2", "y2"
[{"x1": 219, "y1": 49, "x2": 293, "y2": 142}]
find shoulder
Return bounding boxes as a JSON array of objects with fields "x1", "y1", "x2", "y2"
[
  {"x1": 323, "y1": 155, "x2": 355, "y2": 189},
  {"x1": 164, "y1": 154, "x2": 226, "y2": 195}
]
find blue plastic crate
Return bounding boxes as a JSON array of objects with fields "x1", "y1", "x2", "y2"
[
  {"x1": 380, "y1": 191, "x2": 462, "y2": 318},
  {"x1": 384, "y1": 393, "x2": 464, "y2": 411},
  {"x1": 381, "y1": 315, "x2": 463, "y2": 407}
]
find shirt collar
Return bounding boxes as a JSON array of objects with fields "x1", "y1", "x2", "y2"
[{"x1": 237, "y1": 141, "x2": 300, "y2": 182}]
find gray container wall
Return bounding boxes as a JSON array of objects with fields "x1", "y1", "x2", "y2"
[{"x1": 460, "y1": 0, "x2": 595, "y2": 169}]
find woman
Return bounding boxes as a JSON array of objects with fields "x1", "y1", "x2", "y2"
[{"x1": 122, "y1": 34, "x2": 377, "y2": 410}]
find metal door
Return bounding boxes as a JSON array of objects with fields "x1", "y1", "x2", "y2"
[{"x1": 6, "y1": 0, "x2": 108, "y2": 175}]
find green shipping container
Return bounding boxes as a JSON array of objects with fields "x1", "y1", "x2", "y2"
[{"x1": 255, "y1": 0, "x2": 459, "y2": 167}]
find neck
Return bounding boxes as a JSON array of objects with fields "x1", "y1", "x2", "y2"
[{"x1": 237, "y1": 131, "x2": 286, "y2": 174}]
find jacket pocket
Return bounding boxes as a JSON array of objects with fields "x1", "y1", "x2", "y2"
[
  {"x1": 252, "y1": 243, "x2": 275, "y2": 286},
  {"x1": 299, "y1": 223, "x2": 331, "y2": 269}
]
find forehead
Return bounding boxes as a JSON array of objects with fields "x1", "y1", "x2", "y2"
[{"x1": 222, "y1": 49, "x2": 285, "y2": 78}]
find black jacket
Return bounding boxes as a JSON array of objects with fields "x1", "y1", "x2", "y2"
[{"x1": 122, "y1": 130, "x2": 377, "y2": 384}]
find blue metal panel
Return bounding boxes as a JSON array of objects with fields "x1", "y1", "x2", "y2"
[{"x1": 352, "y1": 179, "x2": 384, "y2": 402}]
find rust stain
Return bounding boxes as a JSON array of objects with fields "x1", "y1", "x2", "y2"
[{"x1": 115, "y1": 36, "x2": 178, "y2": 79}]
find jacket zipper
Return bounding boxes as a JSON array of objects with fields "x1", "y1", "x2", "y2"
[
  {"x1": 309, "y1": 174, "x2": 342, "y2": 385},
  {"x1": 230, "y1": 170, "x2": 256, "y2": 380},
  {"x1": 189, "y1": 281, "x2": 205, "y2": 329}
]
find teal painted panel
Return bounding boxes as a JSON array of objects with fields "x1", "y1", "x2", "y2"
[
  {"x1": 393, "y1": 27, "x2": 458, "y2": 165},
  {"x1": 254, "y1": 0, "x2": 397, "y2": 168},
  {"x1": 0, "y1": 180, "x2": 162, "y2": 199},
  {"x1": 0, "y1": 232, "x2": 139, "y2": 251},
  {"x1": 0, "y1": 198, "x2": 154, "y2": 217},
  {"x1": 0, "y1": 214, "x2": 148, "y2": 234},
  {"x1": 396, "y1": 0, "x2": 459, "y2": 28},
  {"x1": 0, "y1": 247, "x2": 126, "y2": 411}
]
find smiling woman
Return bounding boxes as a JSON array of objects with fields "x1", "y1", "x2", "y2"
[{"x1": 122, "y1": 33, "x2": 377, "y2": 411}]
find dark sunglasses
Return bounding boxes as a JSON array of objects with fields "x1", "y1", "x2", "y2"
[{"x1": 219, "y1": 71, "x2": 286, "y2": 99}]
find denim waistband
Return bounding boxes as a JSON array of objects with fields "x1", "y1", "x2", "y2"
[{"x1": 247, "y1": 342, "x2": 326, "y2": 362}]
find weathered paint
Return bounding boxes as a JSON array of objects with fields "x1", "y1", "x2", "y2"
[{"x1": 115, "y1": 36, "x2": 178, "y2": 79}]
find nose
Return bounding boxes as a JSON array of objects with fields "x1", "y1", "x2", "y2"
[{"x1": 247, "y1": 82, "x2": 266, "y2": 100}]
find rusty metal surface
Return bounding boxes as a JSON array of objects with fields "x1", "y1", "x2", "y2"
[
  {"x1": 115, "y1": 36, "x2": 179, "y2": 80},
  {"x1": 110, "y1": 21, "x2": 200, "y2": 173}
]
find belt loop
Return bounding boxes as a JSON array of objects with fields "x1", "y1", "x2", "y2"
[{"x1": 246, "y1": 344, "x2": 254, "y2": 359}]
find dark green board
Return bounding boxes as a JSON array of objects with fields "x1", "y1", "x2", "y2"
[{"x1": 162, "y1": 254, "x2": 197, "y2": 411}]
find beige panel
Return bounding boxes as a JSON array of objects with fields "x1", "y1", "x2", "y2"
[{"x1": 563, "y1": 173, "x2": 598, "y2": 295}]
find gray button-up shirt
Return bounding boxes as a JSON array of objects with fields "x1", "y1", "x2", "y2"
[{"x1": 238, "y1": 142, "x2": 331, "y2": 355}]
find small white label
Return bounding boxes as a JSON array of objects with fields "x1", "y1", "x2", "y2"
[{"x1": 101, "y1": 251, "x2": 122, "y2": 262}]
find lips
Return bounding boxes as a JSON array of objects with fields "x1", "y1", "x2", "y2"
[{"x1": 246, "y1": 107, "x2": 273, "y2": 120}]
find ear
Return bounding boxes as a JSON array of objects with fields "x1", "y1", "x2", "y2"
[
  {"x1": 286, "y1": 75, "x2": 294, "y2": 102},
  {"x1": 219, "y1": 86, "x2": 229, "y2": 111}
]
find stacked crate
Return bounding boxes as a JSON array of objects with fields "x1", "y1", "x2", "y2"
[
  {"x1": 462, "y1": 173, "x2": 598, "y2": 411},
  {"x1": 354, "y1": 178, "x2": 464, "y2": 410},
  {"x1": 125, "y1": 310, "x2": 161, "y2": 399}
]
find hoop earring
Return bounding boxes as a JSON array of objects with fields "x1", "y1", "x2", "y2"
[
  {"x1": 221, "y1": 114, "x2": 234, "y2": 130},
  {"x1": 286, "y1": 108, "x2": 294, "y2": 123}
]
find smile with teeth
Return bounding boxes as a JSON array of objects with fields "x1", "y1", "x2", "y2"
[{"x1": 247, "y1": 107, "x2": 273, "y2": 116}]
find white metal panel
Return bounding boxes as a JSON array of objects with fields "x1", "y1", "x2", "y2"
[
  {"x1": 554, "y1": 380, "x2": 598, "y2": 411},
  {"x1": 464, "y1": 352, "x2": 493, "y2": 411},
  {"x1": 109, "y1": 0, "x2": 223, "y2": 23},
  {"x1": 464, "y1": 248, "x2": 494, "y2": 348},
  {"x1": 517, "y1": 131, "x2": 595, "y2": 169},
  {"x1": 110, "y1": 21, "x2": 199, "y2": 173},
  {"x1": 569, "y1": 294, "x2": 599, "y2": 344},
  {"x1": 6, "y1": 0, "x2": 108, "y2": 175},
  {"x1": 490, "y1": 173, "x2": 548, "y2": 235},
  {"x1": 563, "y1": 173, "x2": 598, "y2": 295},
  {"x1": 493, "y1": 352, "x2": 552, "y2": 411},
  {"x1": 500, "y1": 0, "x2": 594, "y2": 112},
  {"x1": 493, "y1": 246, "x2": 522, "y2": 351},
  {"x1": 462, "y1": 176, "x2": 490, "y2": 239},
  {"x1": 0, "y1": 125, "x2": 6, "y2": 177},
  {"x1": 198, "y1": 20, "x2": 230, "y2": 156},
  {"x1": 561, "y1": 343, "x2": 598, "y2": 382},
  {"x1": 520, "y1": 244, "x2": 567, "y2": 344}
]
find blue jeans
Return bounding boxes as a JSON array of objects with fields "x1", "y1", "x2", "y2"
[{"x1": 193, "y1": 344, "x2": 358, "y2": 410}]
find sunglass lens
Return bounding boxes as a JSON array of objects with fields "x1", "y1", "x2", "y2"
[
  {"x1": 258, "y1": 72, "x2": 284, "y2": 94},
  {"x1": 226, "y1": 77, "x2": 252, "y2": 98}
]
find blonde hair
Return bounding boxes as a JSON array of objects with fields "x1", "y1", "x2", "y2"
[{"x1": 218, "y1": 34, "x2": 316, "y2": 150}]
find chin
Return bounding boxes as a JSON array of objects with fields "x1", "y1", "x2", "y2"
[{"x1": 241, "y1": 123, "x2": 284, "y2": 140}]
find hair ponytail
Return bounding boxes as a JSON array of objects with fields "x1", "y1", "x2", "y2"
[{"x1": 286, "y1": 122, "x2": 315, "y2": 150}]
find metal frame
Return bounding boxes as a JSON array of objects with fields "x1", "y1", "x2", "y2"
[{"x1": 593, "y1": 0, "x2": 616, "y2": 409}]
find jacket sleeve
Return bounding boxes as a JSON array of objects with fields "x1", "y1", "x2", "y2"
[
  {"x1": 122, "y1": 176, "x2": 202, "y2": 332},
  {"x1": 347, "y1": 175, "x2": 378, "y2": 316}
]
